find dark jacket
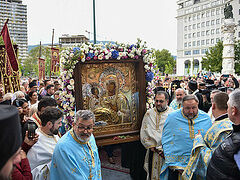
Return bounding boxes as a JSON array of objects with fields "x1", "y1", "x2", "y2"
[{"x1": 207, "y1": 124, "x2": 240, "y2": 180}]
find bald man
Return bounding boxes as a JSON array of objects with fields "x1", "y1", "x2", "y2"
[{"x1": 169, "y1": 88, "x2": 186, "y2": 110}]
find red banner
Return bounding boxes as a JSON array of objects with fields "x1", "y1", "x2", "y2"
[
  {"x1": 51, "y1": 48, "x2": 59, "y2": 73},
  {"x1": 38, "y1": 58, "x2": 45, "y2": 81},
  {"x1": 0, "y1": 20, "x2": 19, "y2": 71}
]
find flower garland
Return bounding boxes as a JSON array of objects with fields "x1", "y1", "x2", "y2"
[{"x1": 59, "y1": 39, "x2": 157, "y2": 124}]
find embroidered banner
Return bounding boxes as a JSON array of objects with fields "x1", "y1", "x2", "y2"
[{"x1": 38, "y1": 57, "x2": 45, "y2": 81}]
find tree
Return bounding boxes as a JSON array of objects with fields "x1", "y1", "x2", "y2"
[
  {"x1": 234, "y1": 40, "x2": 240, "y2": 74},
  {"x1": 22, "y1": 46, "x2": 51, "y2": 77},
  {"x1": 202, "y1": 41, "x2": 223, "y2": 72},
  {"x1": 202, "y1": 40, "x2": 240, "y2": 74},
  {"x1": 155, "y1": 49, "x2": 176, "y2": 74}
]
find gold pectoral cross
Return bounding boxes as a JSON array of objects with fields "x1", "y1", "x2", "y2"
[{"x1": 71, "y1": 168, "x2": 76, "y2": 173}]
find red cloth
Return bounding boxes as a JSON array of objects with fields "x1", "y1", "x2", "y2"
[
  {"x1": 11, "y1": 158, "x2": 32, "y2": 180},
  {"x1": 0, "y1": 20, "x2": 19, "y2": 71},
  {"x1": 21, "y1": 142, "x2": 32, "y2": 154}
]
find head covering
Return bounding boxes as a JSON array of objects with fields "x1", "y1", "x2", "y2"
[
  {"x1": 29, "y1": 81, "x2": 37, "y2": 88},
  {"x1": 0, "y1": 105, "x2": 22, "y2": 170},
  {"x1": 188, "y1": 80, "x2": 198, "y2": 92}
]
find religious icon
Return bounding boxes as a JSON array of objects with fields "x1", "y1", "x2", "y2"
[{"x1": 81, "y1": 62, "x2": 138, "y2": 134}]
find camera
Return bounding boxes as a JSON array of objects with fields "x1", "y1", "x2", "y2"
[{"x1": 27, "y1": 120, "x2": 37, "y2": 139}]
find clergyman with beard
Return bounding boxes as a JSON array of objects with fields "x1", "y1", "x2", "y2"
[
  {"x1": 160, "y1": 95, "x2": 212, "y2": 180},
  {"x1": 50, "y1": 110, "x2": 102, "y2": 180},
  {"x1": 27, "y1": 107, "x2": 63, "y2": 179},
  {"x1": 140, "y1": 91, "x2": 173, "y2": 180},
  {"x1": 169, "y1": 88, "x2": 186, "y2": 110}
]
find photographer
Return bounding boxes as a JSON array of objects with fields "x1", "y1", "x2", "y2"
[{"x1": 219, "y1": 74, "x2": 239, "y2": 89}]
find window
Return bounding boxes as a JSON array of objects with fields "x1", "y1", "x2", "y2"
[
  {"x1": 211, "y1": 9, "x2": 215, "y2": 16},
  {"x1": 185, "y1": 51, "x2": 191, "y2": 55},
  {"x1": 211, "y1": 29, "x2": 215, "y2": 35},
  {"x1": 239, "y1": 9, "x2": 240, "y2": 15},
  {"x1": 216, "y1": 19, "x2": 220, "y2": 24},
  {"x1": 206, "y1": 21, "x2": 210, "y2": 26},
  {"x1": 193, "y1": 15, "x2": 196, "y2": 20},
  {"x1": 201, "y1": 40, "x2": 205, "y2": 45},
  {"x1": 197, "y1": 32, "x2": 200, "y2": 37},
  {"x1": 193, "y1": 24, "x2": 196, "y2": 29},
  {"x1": 184, "y1": 17, "x2": 188, "y2": 22},
  {"x1": 211, "y1": 20, "x2": 215, "y2": 25},
  {"x1": 221, "y1": 37, "x2": 224, "y2": 41},
  {"x1": 197, "y1": 40, "x2": 200, "y2": 46},
  {"x1": 201, "y1": 49, "x2": 207, "y2": 54},
  {"x1": 193, "y1": 50, "x2": 200, "y2": 54},
  {"x1": 189, "y1": 16, "x2": 192, "y2": 21},
  {"x1": 239, "y1": 32, "x2": 240, "y2": 38},
  {"x1": 201, "y1": 31, "x2": 205, "y2": 36},
  {"x1": 188, "y1": 33, "x2": 191, "y2": 38},
  {"x1": 193, "y1": 33, "x2": 196, "y2": 38},
  {"x1": 193, "y1": 41, "x2": 196, "y2": 46},
  {"x1": 188, "y1": 25, "x2": 192, "y2": 30},
  {"x1": 184, "y1": 26, "x2": 187, "y2": 31},
  {"x1": 206, "y1": 11, "x2": 210, "y2": 17},
  {"x1": 211, "y1": 39, "x2": 214, "y2": 44},
  {"x1": 206, "y1": 39, "x2": 210, "y2": 45},
  {"x1": 184, "y1": 34, "x2": 188, "y2": 39},
  {"x1": 197, "y1": 23, "x2": 200, "y2": 28},
  {"x1": 216, "y1": 38, "x2": 220, "y2": 42},
  {"x1": 184, "y1": 42, "x2": 187, "y2": 47},
  {"x1": 239, "y1": 20, "x2": 240, "y2": 26},
  {"x1": 216, "y1": 28, "x2": 220, "y2": 34},
  {"x1": 188, "y1": 42, "x2": 192, "y2": 47},
  {"x1": 216, "y1": 8, "x2": 220, "y2": 15},
  {"x1": 206, "y1": 30, "x2": 210, "y2": 35},
  {"x1": 197, "y1": 14, "x2": 200, "y2": 19},
  {"x1": 201, "y1": 22, "x2": 205, "y2": 27}
]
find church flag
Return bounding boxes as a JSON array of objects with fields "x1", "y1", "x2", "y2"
[
  {"x1": 38, "y1": 58, "x2": 45, "y2": 81},
  {"x1": 0, "y1": 19, "x2": 19, "y2": 71},
  {"x1": 51, "y1": 47, "x2": 59, "y2": 73}
]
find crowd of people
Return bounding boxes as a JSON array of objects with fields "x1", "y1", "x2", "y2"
[{"x1": 0, "y1": 72, "x2": 240, "y2": 180}]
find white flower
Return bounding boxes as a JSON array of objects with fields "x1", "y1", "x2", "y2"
[
  {"x1": 70, "y1": 111, "x2": 75, "y2": 117},
  {"x1": 98, "y1": 54, "x2": 103, "y2": 60},
  {"x1": 70, "y1": 53, "x2": 74, "y2": 57},
  {"x1": 67, "y1": 85, "x2": 73, "y2": 90},
  {"x1": 63, "y1": 104, "x2": 67, "y2": 109},
  {"x1": 81, "y1": 58, "x2": 85, "y2": 62},
  {"x1": 70, "y1": 79, "x2": 74, "y2": 85}
]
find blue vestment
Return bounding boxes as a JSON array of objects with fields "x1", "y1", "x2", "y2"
[
  {"x1": 169, "y1": 99, "x2": 182, "y2": 110},
  {"x1": 50, "y1": 129, "x2": 102, "y2": 180},
  {"x1": 182, "y1": 118, "x2": 232, "y2": 179},
  {"x1": 160, "y1": 109, "x2": 212, "y2": 179}
]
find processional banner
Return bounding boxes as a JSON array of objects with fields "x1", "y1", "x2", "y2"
[
  {"x1": 38, "y1": 58, "x2": 45, "y2": 81},
  {"x1": 50, "y1": 48, "x2": 59, "y2": 74}
]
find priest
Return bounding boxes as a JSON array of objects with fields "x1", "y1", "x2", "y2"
[
  {"x1": 140, "y1": 91, "x2": 173, "y2": 180},
  {"x1": 160, "y1": 95, "x2": 212, "y2": 179},
  {"x1": 50, "y1": 110, "x2": 101, "y2": 180}
]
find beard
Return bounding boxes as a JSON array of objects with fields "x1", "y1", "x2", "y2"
[
  {"x1": 50, "y1": 127, "x2": 59, "y2": 135},
  {"x1": 156, "y1": 105, "x2": 167, "y2": 112},
  {"x1": 76, "y1": 133, "x2": 91, "y2": 143},
  {"x1": 176, "y1": 99, "x2": 182, "y2": 104}
]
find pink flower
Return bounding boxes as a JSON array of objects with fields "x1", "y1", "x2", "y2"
[{"x1": 94, "y1": 56, "x2": 98, "y2": 60}]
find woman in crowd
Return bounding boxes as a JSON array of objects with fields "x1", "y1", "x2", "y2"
[{"x1": 28, "y1": 90, "x2": 39, "y2": 108}]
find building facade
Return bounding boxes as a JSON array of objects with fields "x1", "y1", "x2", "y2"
[
  {"x1": 0, "y1": 0, "x2": 28, "y2": 63},
  {"x1": 59, "y1": 34, "x2": 89, "y2": 46},
  {"x1": 176, "y1": 0, "x2": 240, "y2": 76}
]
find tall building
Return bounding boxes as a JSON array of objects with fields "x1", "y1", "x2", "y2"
[
  {"x1": 176, "y1": 0, "x2": 240, "y2": 76},
  {"x1": 59, "y1": 34, "x2": 89, "y2": 47},
  {"x1": 0, "y1": 0, "x2": 28, "y2": 62}
]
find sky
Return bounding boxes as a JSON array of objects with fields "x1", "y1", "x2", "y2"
[{"x1": 22, "y1": 0, "x2": 177, "y2": 54}]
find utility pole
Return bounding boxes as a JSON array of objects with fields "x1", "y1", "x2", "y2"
[
  {"x1": 50, "y1": 29, "x2": 54, "y2": 78},
  {"x1": 39, "y1": 41, "x2": 41, "y2": 58},
  {"x1": 93, "y1": 0, "x2": 96, "y2": 44}
]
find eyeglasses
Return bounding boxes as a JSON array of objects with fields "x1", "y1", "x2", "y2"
[
  {"x1": 76, "y1": 124, "x2": 94, "y2": 131},
  {"x1": 155, "y1": 100, "x2": 165, "y2": 103}
]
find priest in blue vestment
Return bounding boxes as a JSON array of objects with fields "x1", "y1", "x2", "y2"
[
  {"x1": 50, "y1": 110, "x2": 101, "y2": 180},
  {"x1": 160, "y1": 95, "x2": 212, "y2": 180}
]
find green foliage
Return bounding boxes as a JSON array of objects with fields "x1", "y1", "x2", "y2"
[
  {"x1": 234, "y1": 40, "x2": 240, "y2": 74},
  {"x1": 155, "y1": 49, "x2": 176, "y2": 74},
  {"x1": 202, "y1": 41, "x2": 223, "y2": 72},
  {"x1": 0, "y1": 36, "x2": 3, "y2": 45},
  {"x1": 22, "y1": 46, "x2": 51, "y2": 77},
  {"x1": 202, "y1": 40, "x2": 240, "y2": 74}
]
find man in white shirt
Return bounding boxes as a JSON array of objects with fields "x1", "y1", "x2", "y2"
[{"x1": 27, "y1": 107, "x2": 63, "y2": 180}]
